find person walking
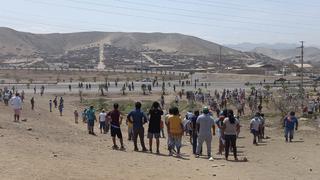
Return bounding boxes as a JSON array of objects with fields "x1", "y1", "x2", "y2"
[
  {"x1": 86, "y1": 106, "x2": 97, "y2": 135},
  {"x1": 107, "y1": 103, "x2": 125, "y2": 150},
  {"x1": 74, "y1": 110, "x2": 79, "y2": 124},
  {"x1": 147, "y1": 101, "x2": 164, "y2": 154},
  {"x1": 58, "y1": 102, "x2": 63, "y2": 116},
  {"x1": 191, "y1": 110, "x2": 200, "y2": 155},
  {"x1": 30, "y1": 97, "x2": 35, "y2": 110},
  {"x1": 215, "y1": 111, "x2": 226, "y2": 155},
  {"x1": 222, "y1": 110, "x2": 240, "y2": 161},
  {"x1": 167, "y1": 107, "x2": 183, "y2": 157},
  {"x1": 53, "y1": 96, "x2": 57, "y2": 108},
  {"x1": 127, "y1": 102, "x2": 148, "y2": 152},
  {"x1": 283, "y1": 111, "x2": 298, "y2": 142},
  {"x1": 195, "y1": 107, "x2": 215, "y2": 159},
  {"x1": 99, "y1": 109, "x2": 107, "y2": 134},
  {"x1": 9, "y1": 93, "x2": 22, "y2": 122},
  {"x1": 49, "y1": 100, "x2": 52, "y2": 112},
  {"x1": 250, "y1": 112, "x2": 261, "y2": 145}
]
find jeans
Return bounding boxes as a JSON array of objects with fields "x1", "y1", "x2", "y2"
[
  {"x1": 192, "y1": 134, "x2": 198, "y2": 154},
  {"x1": 285, "y1": 128, "x2": 294, "y2": 141},
  {"x1": 225, "y1": 135, "x2": 237, "y2": 159}
]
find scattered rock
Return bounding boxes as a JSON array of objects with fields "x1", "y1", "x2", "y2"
[
  {"x1": 309, "y1": 168, "x2": 312, "y2": 172},
  {"x1": 27, "y1": 128, "x2": 32, "y2": 131},
  {"x1": 316, "y1": 143, "x2": 320, "y2": 146},
  {"x1": 211, "y1": 164, "x2": 218, "y2": 168},
  {"x1": 291, "y1": 156, "x2": 297, "y2": 160},
  {"x1": 220, "y1": 164, "x2": 225, "y2": 167},
  {"x1": 212, "y1": 174, "x2": 216, "y2": 177},
  {"x1": 196, "y1": 168, "x2": 199, "y2": 171},
  {"x1": 21, "y1": 119, "x2": 27, "y2": 122},
  {"x1": 53, "y1": 154, "x2": 58, "y2": 158},
  {"x1": 0, "y1": 135, "x2": 4, "y2": 137}
]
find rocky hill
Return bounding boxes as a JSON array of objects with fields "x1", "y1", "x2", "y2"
[{"x1": 0, "y1": 27, "x2": 278, "y2": 69}]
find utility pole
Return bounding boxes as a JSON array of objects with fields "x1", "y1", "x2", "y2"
[
  {"x1": 219, "y1": 45, "x2": 222, "y2": 72},
  {"x1": 297, "y1": 41, "x2": 304, "y2": 107},
  {"x1": 140, "y1": 54, "x2": 143, "y2": 79}
]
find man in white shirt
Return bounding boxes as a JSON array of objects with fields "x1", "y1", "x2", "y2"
[
  {"x1": 99, "y1": 109, "x2": 107, "y2": 134},
  {"x1": 9, "y1": 93, "x2": 22, "y2": 122},
  {"x1": 250, "y1": 112, "x2": 261, "y2": 145}
]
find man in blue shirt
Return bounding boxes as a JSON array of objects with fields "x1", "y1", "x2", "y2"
[
  {"x1": 283, "y1": 111, "x2": 298, "y2": 142},
  {"x1": 127, "y1": 102, "x2": 148, "y2": 151}
]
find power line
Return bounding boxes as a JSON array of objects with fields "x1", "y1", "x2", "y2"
[
  {"x1": 168, "y1": 0, "x2": 320, "y2": 19},
  {"x1": 115, "y1": 0, "x2": 317, "y2": 27},
  {"x1": 20, "y1": 0, "x2": 303, "y2": 36},
  {"x1": 66, "y1": 0, "x2": 320, "y2": 30}
]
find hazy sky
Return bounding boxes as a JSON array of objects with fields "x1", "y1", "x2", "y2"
[{"x1": 0, "y1": 0, "x2": 319, "y2": 46}]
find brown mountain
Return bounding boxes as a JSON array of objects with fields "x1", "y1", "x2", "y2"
[{"x1": 0, "y1": 27, "x2": 277, "y2": 66}]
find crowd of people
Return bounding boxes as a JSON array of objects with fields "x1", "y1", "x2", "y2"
[{"x1": 0, "y1": 84, "x2": 301, "y2": 161}]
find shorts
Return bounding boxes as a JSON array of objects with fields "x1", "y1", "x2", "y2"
[
  {"x1": 99, "y1": 121, "x2": 106, "y2": 129},
  {"x1": 14, "y1": 109, "x2": 21, "y2": 116},
  {"x1": 251, "y1": 129, "x2": 259, "y2": 136},
  {"x1": 111, "y1": 126, "x2": 123, "y2": 138},
  {"x1": 147, "y1": 132, "x2": 160, "y2": 139},
  {"x1": 88, "y1": 120, "x2": 95, "y2": 127}
]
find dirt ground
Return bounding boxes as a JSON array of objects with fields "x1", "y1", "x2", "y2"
[{"x1": 1, "y1": 89, "x2": 320, "y2": 180}]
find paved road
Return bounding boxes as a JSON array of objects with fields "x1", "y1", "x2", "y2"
[{"x1": 1, "y1": 79, "x2": 246, "y2": 95}]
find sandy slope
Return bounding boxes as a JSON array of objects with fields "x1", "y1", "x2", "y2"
[{"x1": 1, "y1": 93, "x2": 320, "y2": 180}]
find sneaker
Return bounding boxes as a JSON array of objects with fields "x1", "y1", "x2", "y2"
[
  {"x1": 112, "y1": 145, "x2": 119, "y2": 150},
  {"x1": 156, "y1": 150, "x2": 160, "y2": 154},
  {"x1": 120, "y1": 146, "x2": 126, "y2": 151},
  {"x1": 195, "y1": 155, "x2": 200, "y2": 158},
  {"x1": 142, "y1": 148, "x2": 148, "y2": 152},
  {"x1": 134, "y1": 148, "x2": 139, "y2": 152},
  {"x1": 209, "y1": 157, "x2": 214, "y2": 161}
]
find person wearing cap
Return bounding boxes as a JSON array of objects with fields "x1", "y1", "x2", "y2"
[
  {"x1": 99, "y1": 109, "x2": 107, "y2": 134},
  {"x1": 195, "y1": 107, "x2": 215, "y2": 159},
  {"x1": 250, "y1": 112, "x2": 262, "y2": 145}
]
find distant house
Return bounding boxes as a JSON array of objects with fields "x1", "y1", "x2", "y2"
[{"x1": 293, "y1": 63, "x2": 313, "y2": 69}]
